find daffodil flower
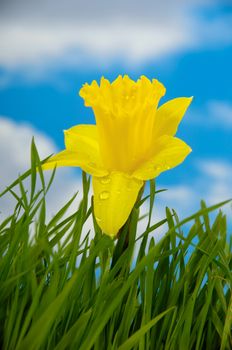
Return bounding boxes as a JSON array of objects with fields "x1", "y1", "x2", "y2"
[{"x1": 43, "y1": 75, "x2": 192, "y2": 237}]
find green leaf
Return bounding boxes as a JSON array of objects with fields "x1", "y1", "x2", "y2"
[{"x1": 118, "y1": 307, "x2": 175, "y2": 350}]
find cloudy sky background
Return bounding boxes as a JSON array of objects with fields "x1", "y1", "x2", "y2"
[{"x1": 0, "y1": 0, "x2": 231, "y2": 234}]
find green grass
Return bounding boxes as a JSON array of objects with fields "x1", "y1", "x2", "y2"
[{"x1": 0, "y1": 141, "x2": 232, "y2": 350}]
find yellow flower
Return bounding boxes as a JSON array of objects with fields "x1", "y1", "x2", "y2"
[{"x1": 43, "y1": 75, "x2": 192, "y2": 237}]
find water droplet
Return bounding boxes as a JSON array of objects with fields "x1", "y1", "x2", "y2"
[
  {"x1": 96, "y1": 216, "x2": 102, "y2": 222},
  {"x1": 163, "y1": 162, "x2": 170, "y2": 170},
  {"x1": 155, "y1": 165, "x2": 161, "y2": 172},
  {"x1": 100, "y1": 176, "x2": 111, "y2": 184},
  {"x1": 99, "y1": 191, "x2": 110, "y2": 200}
]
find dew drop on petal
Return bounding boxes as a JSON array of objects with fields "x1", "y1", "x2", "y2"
[
  {"x1": 163, "y1": 162, "x2": 170, "y2": 170},
  {"x1": 96, "y1": 217, "x2": 102, "y2": 222},
  {"x1": 99, "y1": 191, "x2": 110, "y2": 200},
  {"x1": 100, "y1": 176, "x2": 111, "y2": 184}
]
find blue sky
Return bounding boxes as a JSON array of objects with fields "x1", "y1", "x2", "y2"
[{"x1": 0, "y1": 0, "x2": 231, "y2": 227}]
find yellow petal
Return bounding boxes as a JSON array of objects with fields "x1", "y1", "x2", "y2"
[
  {"x1": 79, "y1": 80, "x2": 99, "y2": 107},
  {"x1": 43, "y1": 124, "x2": 108, "y2": 176},
  {"x1": 42, "y1": 150, "x2": 107, "y2": 176},
  {"x1": 92, "y1": 172, "x2": 143, "y2": 237},
  {"x1": 133, "y1": 136, "x2": 192, "y2": 180},
  {"x1": 64, "y1": 124, "x2": 99, "y2": 152},
  {"x1": 154, "y1": 97, "x2": 193, "y2": 137}
]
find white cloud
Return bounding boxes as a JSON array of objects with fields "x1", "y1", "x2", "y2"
[
  {"x1": 198, "y1": 159, "x2": 232, "y2": 179},
  {"x1": 0, "y1": 117, "x2": 80, "y2": 216},
  {"x1": 0, "y1": 19, "x2": 193, "y2": 70},
  {"x1": 188, "y1": 100, "x2": 232, "y2": 129},
  {"x1": 196, "y1": 159, "x2": 232, "y2": 209},
  {"x1": 0, "y1": 0, "x2": 231, "y2": 71},
  {"x1": 0, "y1": 117, "x2": 55, "y2": 181},
  {"x1": 208, "y1": 101, "x2": 232, "y2": 127}
]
